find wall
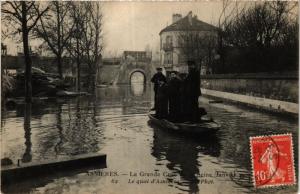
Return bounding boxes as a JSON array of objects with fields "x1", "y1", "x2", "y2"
[
  {"x1": 201, "y1": 88, "x2": 298, "y2": 114},
  {"x1": 97, "y1": 64, "x2": 120, "y2": 85},
  {"x1": 201, "y1": 72, "x2": 298, "y2": 103}
]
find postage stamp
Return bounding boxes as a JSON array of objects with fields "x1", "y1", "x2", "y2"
[{"x1": 250, "y1": 133, "x2": 296, "y2": 188}]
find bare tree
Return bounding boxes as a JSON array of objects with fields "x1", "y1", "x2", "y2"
[
  {"x1": 66, "y1": 2, "x2": 89, "y2": 92},
  {"x1": 221, "y1": 1, "x2": 298, "y2": 72},
  {"x1": 34, "y1": 1, "x2": 74, "y2": 78},
  {"x1": 66, "y1": 2, "x2": 103, "y2": 91},
  {"x1": 177, "y1": 31, "x2": 218, "y2": 74},
  {"x1": 91, "y1": 2, "x2": 104, "y2": 88},
  {"x1": 80, "y1": 2, "x2": 103, "y2": 89},
  {"x1": 216, "y1": 0, "x2": 247, "y2": 72},
  {"x1": 1, "y1": 1, "x2": 49, "y2": 102},
  {"x1": 223, "y1": 2, "x2": 296, "y2": 48}
]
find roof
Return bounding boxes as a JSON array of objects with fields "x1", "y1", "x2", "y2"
[{"x1": 159, "y1": 14, "x2": 218, "y2": 35}]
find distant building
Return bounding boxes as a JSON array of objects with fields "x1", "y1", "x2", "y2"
[
  {"x1": 123, "y1": 51, "x2": 151, "y2": 62},
  {"x1": 102, "y1": 58, "x2": 121, "y2": 66},
  {"x1": 159, "y1": 11, "x2": 218, "y2": 74}
]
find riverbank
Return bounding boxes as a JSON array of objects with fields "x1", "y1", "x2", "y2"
[
  {"x1": 201, "y1": 88, "x2": 298, "y2": 116},
  {"x1": 200, "y1": 72, "x2": 298, "y2": 116},
  {"x1": 201, "y1": 72, "x2": 298, "y2": 103}
]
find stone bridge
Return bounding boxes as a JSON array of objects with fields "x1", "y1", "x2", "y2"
[{"x1": 97, "y1": 59, "x2": 155, "y2": 85}]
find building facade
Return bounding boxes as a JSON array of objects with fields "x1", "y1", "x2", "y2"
[{"x1": 159, "y1": 11, "x2": 218, "y2": 74}]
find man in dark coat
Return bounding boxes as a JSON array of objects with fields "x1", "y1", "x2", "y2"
[
  {"x1": 178, "y1": 73, "x2": 188, "y2": 121},
  {"x1": 184, "y1": 61, "x2": 201, "y2": 122},
  {"x1": 155, "y1": 80, "x2": 168, "y2": 119},
  {"x1": 167, "y1": 71, "x2": 182, "y2": 122},
  {"x1": 151, "y1": 67, "x2": 166, "y2": 110}
]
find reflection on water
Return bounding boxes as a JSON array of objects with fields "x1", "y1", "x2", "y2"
[
  {"x1": 22, "y1": 103, "x2": 32, "y2": 163},
  {"x1": 1, "y1": 84, "x2": 298, "y2": 194},
  {"x1": 150, "y1": 122, "x2": 221, "y2": 193},
  {"x1": 130, "y1": 83, "x2": 145, "y2": 96}
]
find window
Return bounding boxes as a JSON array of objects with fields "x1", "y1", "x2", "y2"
[
  {"x1": 166, "y1": 35, "x2": 173, "y2": 45},
  {"x1": 164, "y1": 52, "x2": 173, "y2": 64},
  {"x1": 178, "y1": 54, "x2": 186, "y2": 63}
]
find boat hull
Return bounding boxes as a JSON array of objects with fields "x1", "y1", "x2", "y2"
[{"x1": 148, "y1": 114, "x2": 220, "y2": 134}]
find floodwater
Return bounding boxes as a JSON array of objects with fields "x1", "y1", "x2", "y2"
[{"x1": 1, "y1": 81, "x2": 298, "y2": 194}]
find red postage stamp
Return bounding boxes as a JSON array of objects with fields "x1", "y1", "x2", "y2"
[{"x1": 250, "y1": 134, "x2": 296, "y2": 188}]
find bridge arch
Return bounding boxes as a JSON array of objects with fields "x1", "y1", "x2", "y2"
[{"x1": 129, "y1": 69, "x2": 146, "y2": 84}]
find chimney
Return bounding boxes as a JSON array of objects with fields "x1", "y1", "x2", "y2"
[
  {"x1": 188, "y1": 11, "x2": 192, "y2": 25},
  {"x1": 172, "y1": 14, "x2": 182, "y2": 23}
]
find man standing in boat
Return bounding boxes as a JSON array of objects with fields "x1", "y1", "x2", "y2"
[
  {"x1": 184, "y1": 61, "x2": 201, "y2": 122},
  {"x1": 167, "y1": 71, "x2": 182, "y2": 122},
  {"x1": 156, "y1": 79, "x2": 168, "y2": 119},
  {"x1": 151, "y1": 67, "x2": 166, "y2": 111}
]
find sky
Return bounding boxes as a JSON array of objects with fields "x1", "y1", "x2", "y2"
[
  {"x1": 100, "y1": 1, "x2": 225, "y2": 57},
  {"x1": 2, "y1": 1, "x2": 228, "y2": 57}
]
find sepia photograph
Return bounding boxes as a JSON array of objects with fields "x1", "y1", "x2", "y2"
[{"x1": 1, "y1": 1, "x2": 299, "y2": 193}]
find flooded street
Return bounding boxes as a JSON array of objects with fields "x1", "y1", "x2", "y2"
[{"x1": 1, "y1": 82, "x2": 298, "y2": 194}]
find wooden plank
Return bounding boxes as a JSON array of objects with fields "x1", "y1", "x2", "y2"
[{"x1": 2, "y1": 153, "x2": 106, "y2": 184}]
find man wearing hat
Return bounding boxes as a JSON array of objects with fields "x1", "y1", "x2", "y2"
[
  {"x1": 183, "y1": 60, "x2": 201, "y2": 122},
  {"x1": 151, "y1": 67, "x2": 166, "y2": 110},
  {"x1": 167, "y1": 70, "x2": 183, "y2": 122}
]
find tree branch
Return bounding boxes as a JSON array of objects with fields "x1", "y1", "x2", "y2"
[
  {"x1": 28, "y1": 4, "x2": 49, "y2": 32},
  {"x1": 2, "y1": 1, "x2": 22, "y2": 21}
]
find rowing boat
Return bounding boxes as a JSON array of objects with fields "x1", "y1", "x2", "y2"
[{"x1": 148, "y1": 114, "x2": 220, "y2": 134}]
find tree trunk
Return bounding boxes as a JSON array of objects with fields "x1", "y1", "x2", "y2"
[
  {"x1": 76, "y1": 37, "x2": 80, "y2": 92},
  {"x1": 57, "y1": 3, "x2": 63, "y2": 79},
  {"x1": 57, "y1": 54, "x2": 63, "y2": 78},
  {"x1": 89, "y1": 64, "x2": 95, "y2": 91},
  {"x1": 23, "y1": 31, "x2": 32, "y2": 102},
  {"x1": 23, "y1": 102, "x2": 32, "y2": 163},
  {"x1": 218, "y1": 31, "x2": 225, "y2": 73},
  {"x1": 21, "y1": 2, "x2": 32, "y2": 103}
]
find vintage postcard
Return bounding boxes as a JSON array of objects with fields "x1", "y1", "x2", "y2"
[{"x1": 1, "y1": 1, "x2": 298, "y2": 194}]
